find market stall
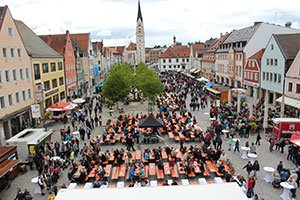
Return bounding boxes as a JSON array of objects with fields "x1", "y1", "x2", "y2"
[{"x1": 46, "y1": 102, "x2": 77, "y2": 121}]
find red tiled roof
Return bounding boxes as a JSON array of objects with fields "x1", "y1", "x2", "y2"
[
  {"x1": 249, "y1": 48, "x2": 265, "y2": 61},
  {"x1": 70, "y1": 33, "x2": 90, "y2": 54},
  {"x1": 0, "y1": 6, "x2": 8, "y2": 32},
  {"x1": 104, "y1": 46, "x2": 125, "y2": 56},
  {"x1": 126, "y1": 42, "x2": 136, "y2": 51},
  {"x1": 39, "y1": 34, "x2": 66, "y2": 55},
  {"x1": 92, "y1": 41, "x2": 103, "y2": 54},
  {"x1": 160, "y1": 45, "x2": 190, "y2": 58}
]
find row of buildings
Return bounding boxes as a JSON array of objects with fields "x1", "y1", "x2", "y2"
[
  {"x1": 158, "y1": 22, "x2": 300, "y2": 117},
  {"x1": 0, "y1": 6, "x2": 104, "y2": 145}
]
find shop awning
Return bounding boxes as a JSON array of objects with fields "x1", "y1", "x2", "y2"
[
  {"x1": 276, "y1": 96, "x2": 300, "y2": 110},
  {"x1": 290, "y1": 134, "x2": 300, "y2": 147},
  {"x1": 47, "y1": 102, "x2": 77, "y2": 112},
  {"x1": 205, "y1": 87, "x2": 221, "y2": 95},
  {"x1": 0, "y1": 159, "x2": 20, "y2": 178},
  {"x1": 190, "y1": 69, "x2": 197, "y2": 73},
  {"x1": 197, "y1": 77, "x2": 209, "y2": 83}
]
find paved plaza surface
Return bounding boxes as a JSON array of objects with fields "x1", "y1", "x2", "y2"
[{"x1": 0, "y1": 94, "x2": 299, "y2": 200}]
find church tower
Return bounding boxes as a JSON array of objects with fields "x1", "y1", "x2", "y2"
[{"x1": 136, "y1": 0, "x2": 145, "y2": 64}]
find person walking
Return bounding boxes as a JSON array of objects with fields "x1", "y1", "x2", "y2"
[
  {"x1": 234, "y1": 139, "x2": 240, "y2": 153},
  {"x1": 255, "y1": 133, "x2": 261, "y2": 146},
  {"x1": 243, "y1": 161, "x2": 253, "y2": 176},
  {"x1": 252, "y1": 160, "x2": 260, "y2": 180},
  {"x1": 227, "y1": 137, "x2": 233, "y2": 151},
  {"x1": 246, "y1": 177, "x2": 255, "y2": 198}
]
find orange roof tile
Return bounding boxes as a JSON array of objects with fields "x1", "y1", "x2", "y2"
[
  {"x1": 160, "y1": 45, "x2": 190, "y2": 58},
  {"x1": 39, "y1": 34, "x2": 66, "y2": 55},
  {"x1": 70, "y1": 33, "x2": 90, "y2": 54},
  {"x1": 126, "y1": 42, "x2": 136, "y2": 51},
  {"x1": 249, "y1": 48, "x2": 265, "y2": 60}
]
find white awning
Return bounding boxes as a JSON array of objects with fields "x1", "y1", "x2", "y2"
[
  {"x1": 276, "y1": 96, "x2": 300, "y2": 109},
  {"x1": 205, "y1": 87, "x2": 221, "y2": 95},
  {"x1": 190, "y1": 69, "x2": 197, "y2": 73}
]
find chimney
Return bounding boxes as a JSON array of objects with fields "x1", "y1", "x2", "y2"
[
  {"x1": 220, "y1": 32, "x2": 223, "y2": 38},
  {"x1": 285, "y1": 22, "x2": 292, "y2": 28},
  {"x1": 66, "y1": 30, "x2": 69, "y2": 35},
  {"x1": 254, "y1": 21, "x2": 262, "y2": 26}
]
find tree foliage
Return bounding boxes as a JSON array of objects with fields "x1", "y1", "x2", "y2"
[{"x1": 102, "y1": 63, "x2": 133, "y2": 105}]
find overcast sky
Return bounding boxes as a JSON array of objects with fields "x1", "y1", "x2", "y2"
[{"x1": 3, "y1": 0, "x2": 300, "y2": 47}]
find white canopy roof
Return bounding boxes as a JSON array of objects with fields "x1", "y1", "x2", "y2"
[
  {"x1": 197, "y1": 77, "x2": 209, "y2": 82},
  {"x1": 5, "y1": 128, "x2": 52, "y2": 145},
  {"x1": 276, "y1": 96, "x2": 300, "y2": 110},
  {"x1": 55, "y1": 183, "x2": 248, "y2": 200}
]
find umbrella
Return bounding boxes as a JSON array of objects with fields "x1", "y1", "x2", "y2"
[
  {"x1": 204, "y1": 82, "x2": 214, "y2": 88},
  {"x1": 72, "y1": 98, "x2": 86, "y2": 104},
  {"x1": 290, "y1": 134, "x2": 300, "y2": 147},
  {"x1": 46, "y1": 102, "x2": 77, "y2": 112},
  {"x1": 139, "y1": 114, "x2": 164, "y2": 128}
]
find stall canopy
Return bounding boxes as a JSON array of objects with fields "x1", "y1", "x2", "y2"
[
  {"x1": 72, "y1": 98, "x2": 86, "y2": 104},
  {"x1": 290, "y1": 134, "x2": 300, "y2": 147},
  {"x1": 204, "y1": 82, "x2": 214, "y2": 88},
  {"x1": 47, "y1": 102, "x2": 77, "y2": 112},
  {"x1": 139, "y1": 114, "x2": 164, "y2": 128},
  {"x1": 276, "y1": 96, "x2": 300, "y2": 110}
]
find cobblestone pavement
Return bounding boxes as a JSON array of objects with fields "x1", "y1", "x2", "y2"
[{"x1": 0, "y1": 94, "x2": 299, "y2": 200}]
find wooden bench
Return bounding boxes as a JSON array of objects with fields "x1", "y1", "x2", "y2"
[
  {"x1": 163, "y1": 162, "x2": 171, "y2": 175},
  {"x1": 177, "y1": 162, "x2": 186, "y2": 175},
  {"x1": 104, "y1": 165, "x2": 112, "y2": 178},
  {"x1": 119, "y1": 164, "x2": 126, "y2": 177},
  {"x1": 143, "y1": 165, "x2": 149, "y2": 179},
  {"x1": 156, "y1": 166, "x2": 164, "y2": 180},
  {"x1": 125, "y1": 167, "x2": 130, "y2": 180},
  {"x1": 205, "y1": 161, "x2": 217, "y2": 172},
  {"x1": 171, "y1": 164, "x2": 179, "y2": 178},
  {"x1": 203, "y1": 165, "x2": 211, "y2": 177},
  {"x1": 188, "y1": 170, "x2": 196, "y2": 178},
  {"x1": 111, "y1": 166, "x2": 120, "y2": 180},
  {"x1": 149, "y1": 163, "x2": 156, "y2": 176},
  {"x1": 161, "y1": 150, "x2": 168, "y2": 160}
]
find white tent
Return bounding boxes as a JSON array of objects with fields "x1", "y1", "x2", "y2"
[
  {"x1": 196, "y1": 77, "x2": 209, "y2": 83},
  {"x1": 55, "y1": 183, "x2": 248, "y2": 200}
]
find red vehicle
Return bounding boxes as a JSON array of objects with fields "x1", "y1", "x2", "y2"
[{"x1": 273, "y1": 118, "x2": 300, "y2": 139}]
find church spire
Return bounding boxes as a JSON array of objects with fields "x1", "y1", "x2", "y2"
[{"x1": 137, "y1": 0, "x2": 143, "y2": 22}]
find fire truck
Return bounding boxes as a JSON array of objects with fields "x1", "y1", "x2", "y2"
[{"x1": 273, "y1": 118, "x2": 300, "y2": 139}]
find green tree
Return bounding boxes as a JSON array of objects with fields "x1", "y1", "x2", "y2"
[
  {"x1": 135, "y1": 63, "x2": 163, "y2": 111},
  {"x1": 102, "y1": 63, "x2": 133, "y2": 108}
]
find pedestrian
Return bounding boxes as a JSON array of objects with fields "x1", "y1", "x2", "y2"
[
  {"x1": 38, "y1": 173, "x2": 46, "y2": 196},
  {"x1": 14, "y1": 188, "x2": 25, "y2": 200},
  {"x1": 180, "y1": 139, "x2": 184, "y2": 151},
  {"x1": 252, "y1": 160, "x2": 260, "y2": 180},
  {"x1": 255, "y1": 133, "x2": 261, "y2": 146},
  {"x1": 243, "y1": 161, "x2": 253, "y2": 176},
  {"x1": 246, "y1": 177, "x2": 255, "y2": 198},
  {"x1": 234, "y1": 139, "x2": 240, "y2": 153},
  {"x1": 268, "y1": 137, "x2": 275, "y2": 152},
  {"x1": 249, "y1": 143, "x2": 256, "y2": 154},
  {"x1": 227, "y1": 137, "x2": 233, "y2": 151},
  {"x1": 276, "y1": 161, "x2": 283, "y2": 174},
  {"x1": 287, "y1": 173, "x2": 298, "y2": 198}
]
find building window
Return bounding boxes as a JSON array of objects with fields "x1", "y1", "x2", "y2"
[
  {"x1": 60, "y1": 91, "x2": 65, "y2": 100},
  {"x1": 25, "y1": 68, "x2": 30, "y2": 79},
  {"x1": 44, "y1": 80, "x2": 50, "y2": 91},
  {"x1": 33, "y1": 64, "x2": 41, "y2": 80},
  {"x1": 53, "y1": 94, "x2": 59, "y2": 104},
  {"x1": 266, "y1": 58, "x2": 269, "y2": 65},
  {"x1": 168, "y1": 59, "x2": 171, "y2": 63},
  {"x1": 17, "y1": 48, "x2": 21, "y2": 57},
  {"x1": 13, "y1": 69, "x2": 17, "y2": 81},
  {"x1": 270, "y1": 73, "x2": 273, "y2": 81},
  {"x1": 163, "y1": 66, "x2": 166, "y2": 69},
  {"x1": 288, "y1": 82, "x2": 293, "y2": 92},
  {"x1": 271, "y1": 44, "x2": 274, "y2": 50},
  {"x1": 186, "y1": 58, "x2": 189, "y2": 62},
  {"x1": 296, "y1": 84, "x2": 300, "y2": 94},
  {"x1": 274, "y1": 73, "x2": 277, "y2": 82},
  {"x1": 10, "y1": 48, "x2": 14, "y2": 58},
  {"x1": 163, "y1": 59, "x2": 166, "y2": 63},
  {"x1": 263, "y1": 72, "x2": 265, "y2": 80},
  {"x1": 8, "y1": 94, "x2": 13, "y2": 106},
  {"x1": 58, "y1": 62, "x2": 63, "y2": 70},
  {"x1": 59, "y1": 77, "x2": 64, "y2": 86},
  {"x1": 45, "y1": 98, "x2": 52, "y2": 108},
  {"x1": 5, "y1": 70, "x2": 10, "y2": 82},
  {"x1": 2, "y1": 48, "x2": 7, "y2": 57},
  {"x1": 15, "y1": 92, "x2": 20, "y2": 103},
  {"x1": 22, "y1": 90, "x2": 26, "y2": 101},
  {"x1": 19, "y1": 69, "x2": 24, "y2": 80},
  {"x1": 274, "y1": 59, "x2": 278, "y2": 66},
  {"x1": 182, "y1": 58, "x2": 185, "y2": 62},
  {"x1": 28, "y1": 89, "x2": 32, "y2": 99},
  {"x1": 278, "y1": 74, "x2": 281, "y2": 83},
  {"x1": 8, "y1": 27, "x2": 13, "y2": 37},
  {"x1": 0, "y1": 96, "x2": 5, "y2": 108},
  {"x1": 176, "y1": 59, "x2": 179, "y2": 63},
  {"x1": 266, "y1": 72, "x2": 269, "y2": 81},
  {"x1": 270, "y1": 59, "x2": 273, "y2": 66},
  {"x1": 0, "y1": 71, "x2": 2, "y2": 83},
  {"x1": 50, "y1": 62, "x2": 56, "y2": 72},
  {"x1": 42, "y1": 63, "x2": 49, "y2": 73},
  {"x1": 52, "y1": 79, "x2": 58, "y2": 88}
]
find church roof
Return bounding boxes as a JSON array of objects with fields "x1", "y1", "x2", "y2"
[{"x1": 137, "y1": 0, "x2": 143, "y2": 22}]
